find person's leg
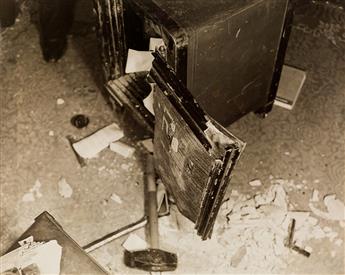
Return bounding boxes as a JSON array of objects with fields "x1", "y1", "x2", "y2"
[{"x1": 38, "y1": 0, "x2": 76, "y2": 62}]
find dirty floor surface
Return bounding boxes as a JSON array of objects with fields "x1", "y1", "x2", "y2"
[{"x1": 1, "y1": 2, "x2": 344, "y2": 274}]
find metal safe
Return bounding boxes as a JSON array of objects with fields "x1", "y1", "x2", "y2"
[{"x1": 93, "y1": 0, "x2": 292, "y2": 239}]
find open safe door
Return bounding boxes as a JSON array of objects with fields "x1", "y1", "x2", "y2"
[{"x1": 150, "y1": 53, "x2": 245, "y2": 240}]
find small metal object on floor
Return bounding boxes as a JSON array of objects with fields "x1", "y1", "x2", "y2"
[
  {"x1": 285, "y1": 219, "x2": 311, "y2": 258},
  {"x1": 71, "y1": 114, "x2": 90, "y2": 129}
]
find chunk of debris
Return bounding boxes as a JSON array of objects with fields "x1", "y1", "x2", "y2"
[
  {"x1": 22, "y1": 192, "x2": 35, "y2": 202},
  {"x1": 171, "y1": 137, "x2": 179, "y2": 153},
  {"x1": 72, "y1": 123, "x2": 124, "y2": 159},
  {"x1": 58, "y1": 178, "x2": 73, "y2": 198},
  {"x1": 122, "y1": 234, "x2": 147, "y2": 252},
  {"x1": 110, "y1": 141, "x2": 135, "y2": 158},
  {"x1": 56, "y1": 98, "x2": 65, "y2": 105},
  {"x1": 310, "y1": 189, "x2": 320, "y2": 202},
  {"x1": 22, "y1": 180, "x2": 42, "y2": 202},
  {"x1": 249, "y1": 179, "x2": 262, "y2": 187},
  {"x1": 309, "y1": 194, "x2": 345, "y2": 221},
  {"x1": 120, "y1": 163, "x2": 130, "y2": 170},
  {"x1": 324, "y1": 195, "x2": 345, "y2": 220},
  {"x1": 110, "y1": 193, "x2": 123, "y2": 204},
  {"x1": 49, "y1": 130, "x2": 54, "y2": 136},
  {"x1": 31, "y1": 179, "x2": 42, "y2": 198},
  {"x1": 141, "y1": 138, "x2": 154, "y2": 153}
]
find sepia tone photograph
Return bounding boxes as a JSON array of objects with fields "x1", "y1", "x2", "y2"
[{"x1": 0, "y1": 0, "x2": 344, "y2": 274}]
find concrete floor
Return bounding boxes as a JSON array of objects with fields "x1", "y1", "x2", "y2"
[{"x1": 1, "y1": 1, "x2": 344, "y2": 274}]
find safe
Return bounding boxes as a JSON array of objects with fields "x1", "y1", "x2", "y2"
[{"x1": 93, "y1": 0, "x2": 293, "y2": 239}]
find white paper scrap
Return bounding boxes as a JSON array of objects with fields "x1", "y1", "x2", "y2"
[
  {"x1": 0, "y1": 240, "x2": 62, "y2": 275},
  {"x1": 122, "y1": 234, "x2": 147, "y2": 252},
  {"x1": 143, "y1": 88, "x2": 155, "y2": 115},
  {"x1": 72, "y1": 123, "x2": 124, "y2": 159},
  {"x1": 125, "y1": 49, "x2": 154, "y2": 74},
  {"x1": 149, "y1": 38, "x2": 165, "y2": 51},
  {"x1": 110, "y1": 141, "x2": 135, "y2": 158}
]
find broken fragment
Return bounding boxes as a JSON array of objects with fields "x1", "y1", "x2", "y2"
[
  {"x1": 309, "y1": 194, "x2": 345, "y2": 221},
  {"x1": 310, "y1": 189, "x2": 320, "y2": 202},
  {"x1": 58, "y1": 177, "x2": 73, "y2": 198},
  {"x1": 110, "y1": 193, "x2": 123, "y2": 204},
  {"x1": 249, "y1": 179, "x2": 262, "y2": 187},
  {"x1": 72, "y1": 123, "x2": 124, "y2": 159}
]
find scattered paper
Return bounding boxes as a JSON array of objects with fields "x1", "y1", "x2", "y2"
[
  {"x1": 110, "y1": 141, "x2": 135, "y2": 158},
  {"x1": 249, "y1": 179, "x2": 262, "y2": 187},
  {"x1": 143, "y1": 89, "x2": 155, "y2": 115},
  {"x1": 0, "y1": 239, "x2": 62, "y2": 275},
  {"x1": 58, "y1": 177, "x2": 73, "y2": 198},
  {"x1": 149, "y1": 38, "x2": 165, "y2": 51},
  {"x1": 72, "y1": 123, "x2": 124, "y2": 159},
  {"x1": 122, "y1": 234, "x2": 147, "y2": 252},
  {"x1": 110, "y1": 193, "x2": 123, "y2": 204},
  {"x1": 125, "y1": 49, "x2": 154, "y2": 74},
  {"x1": 141, "y1": 138, "x2": 154, "y2": 153}
]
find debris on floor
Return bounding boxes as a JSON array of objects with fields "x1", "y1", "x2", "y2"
[
  {"x1": 309, "y1": 194, "x2": 345, "y2": 221},
  {"x1": 22, "y1": 179, "x2": 42, "y2": 202},
  {"x1": 141, "y1": 138, "x2": 154, "y2": 153},
  {"x1": 110, "y1": 193, "x2": 123, "y2": 204},
  {"x1": 56, "y1": 98, "x2": 65, "y2": 105},
  {"x1": 157, "y1": 180, "x2": 344, "y2": 273},
  {"x1": 109, "y1": 141, "x2": 135, "y2": 158},
  {"x1": 122, "y1": 234, "x2": 147, "y2": 252},
  {"x1": 72, "y1": 123, "x2": 124, "y2": 159},
  {"x1": 248, "y1": 179, "x2": 263, "y2": 187},
  {"x1": 58, "y1": 177, "x2": 73, "y2": 198}
]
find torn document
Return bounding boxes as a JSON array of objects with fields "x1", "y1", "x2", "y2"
[
  {"x1": 143, "y1": 88, "x2": 154, "y2": 115},
  {"x1": 0, "y1": 238, "x2": 62, "y2": 275},
  {"x1": 110, "y1": 141, "x2": 135, "y2": 158},
  {"x1": 125, "y1": 49, "x2": 154, "y2": 74},
  {"x1": 122, "y1": 234, "x2": 147, "y2": 252},
  {"x1": 149, "y1": 38, "x2": 165, "y2": 52},
  {"x1": 72, "y1": 123, "x2": 124, "y2": 159}
]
